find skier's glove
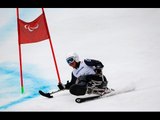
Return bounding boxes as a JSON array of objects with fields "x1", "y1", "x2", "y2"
[
  {"x1": 65, "y1": 81, "x2": 72, "y2": 89},
  {"x1": 95, "y1": 65, "x2": 103, "y2": 74},
  {"x1": 57, "y1": 83, "x2": 65, "y2": 90}
]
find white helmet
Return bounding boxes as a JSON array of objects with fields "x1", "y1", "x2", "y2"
[{"x1": 66, "y1": 52, "x2": 79, "y2": 64}]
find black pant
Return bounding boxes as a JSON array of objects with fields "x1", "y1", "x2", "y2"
[{"x1": 69, "y1": 74, "x2": 107, "y2": 96}]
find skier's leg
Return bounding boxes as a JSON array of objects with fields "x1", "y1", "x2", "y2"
[
  {"x1": 69, "y1": 75, "x2": 108, "y2": 96},
  {"x1": 69, "y1": 75, "x2": 88, "y2": 96}
]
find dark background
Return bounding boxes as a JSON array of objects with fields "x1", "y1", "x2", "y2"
[{"x1": 0, "y1": 0, "x2": 159, "y2": 8}]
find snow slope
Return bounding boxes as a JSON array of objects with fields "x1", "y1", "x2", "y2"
[{"x1": 1, "y1": 8, "x2": 160, "y2": 111}]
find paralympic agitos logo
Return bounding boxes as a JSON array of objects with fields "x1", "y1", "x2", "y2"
[{"x1": 24, "y1": 24, "x2": 39, "y2": 32}]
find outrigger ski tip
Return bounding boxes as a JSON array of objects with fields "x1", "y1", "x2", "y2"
[{"x1": 39, "y1": 90, "x2": 53, "y2": 98}]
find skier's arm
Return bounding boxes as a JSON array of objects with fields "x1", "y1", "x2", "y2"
[
  {"x1": 84, "y1": 59, "x2": 104, "y2": 74},
  {"x1": 84, "y1": 59, "x2": 104, "y2": 69},
  {"x1": 65, "y1": 73, "x2": 77, "y2": 89},
  {"x1": 57, "y1": 72, "x2": 77, "y2": 90}
]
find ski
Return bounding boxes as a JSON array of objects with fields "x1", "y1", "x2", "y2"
[
  {"x1": 39, "y1": 89, "x2": 62, "y2": 98},
  {"x1": 75, "y1": 87, "x2": 135, "y2": 103},
  {"x1": 75, "y1": 95, "x2": 101, "y2": 103},
  {"x1": 75, "y1": 89, "x2": 114, "y2": 103}
]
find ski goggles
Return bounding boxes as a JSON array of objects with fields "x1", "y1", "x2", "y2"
[{"x1": 66, "y1": 57, "x2": 74, "y2": 65}]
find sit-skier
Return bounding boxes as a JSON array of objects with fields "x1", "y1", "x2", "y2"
[{"x1": 58, "y1": 52, "x2": 111, "y2": 96}]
